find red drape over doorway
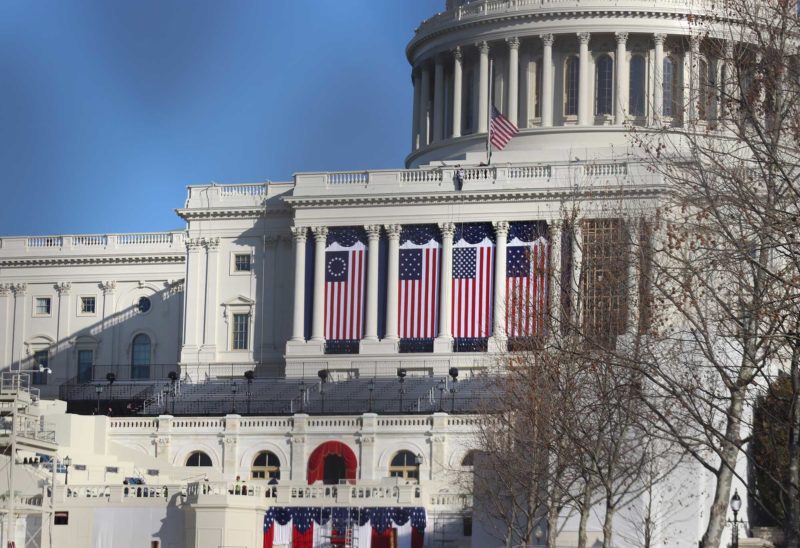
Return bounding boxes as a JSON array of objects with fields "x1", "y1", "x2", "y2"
[{"x1": 306, "y1": 441, "x2": 358, "y2": 484}]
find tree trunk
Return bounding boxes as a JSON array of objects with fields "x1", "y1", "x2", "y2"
[
  {"x1": 786, "y1": 337, "x2": 800, "y2": 548},
  {"x1": 701, "y1": 389, "x2": 746, "y2": 548},
  {"x1": 577, "y1": 481, "x2": 593, "y2": 548},
  {"x1": 602, "y1": 498, "x2": 615, "y2": 548},
  {"x1": 547, "y1": 502, "x2": 560, "y2": 548}
]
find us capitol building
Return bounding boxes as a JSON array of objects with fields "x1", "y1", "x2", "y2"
[{"x1": 0, "y1": 0, "x2": 745, "y2": 546}]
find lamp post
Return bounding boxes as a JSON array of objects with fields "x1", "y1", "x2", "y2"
[
  {"x1": 318, "y1": 369, "x2": 328, "y2": 414},
  {"x1": 94, "y1": 385, "x2": 103, "y2": 415},
  {"x1": 448, "y1": 367, "x2": 459, "y2": 413},
  {"x1": 106, "y1": 373, "x2": 115, "y2": 415},
  {"x1": 167, "y1": 371, "x2": 178, "y2": 415},
  {"x1": 244, "y1": 370, "x2": 254, "y2": 415},
  {"x1": 231, "y1": 382, "x2": 238, "y2": 414},
  {"x1": 63, "y1": 456, "x2": 72, "y2": 486},
  {"x1": 414, "y1": 453, "x2": 423, "y2": 484},
  {"x1": 397, "y1": 368, "x2": 407, "y2": 413},
  {"x1": 730, "y1": 489, "x2": 742, "y2": 548},
  {"x1": 367, "y1": 379, "x2": 375, "y2": 412},
  {"x1": 299, "y1": 381, "x2": 306, "y2": 413},
  {"x1": 437, "y1": 379, "x2": 446, "y2": 412}
]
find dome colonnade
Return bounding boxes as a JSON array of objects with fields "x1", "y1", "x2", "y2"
[{"x1": 406, "y1": 0, "x2": 733, "y2": 165}]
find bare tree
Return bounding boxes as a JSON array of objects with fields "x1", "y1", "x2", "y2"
[{"x1": 629, "y1": 0, "x2": 800, "y2": 544}]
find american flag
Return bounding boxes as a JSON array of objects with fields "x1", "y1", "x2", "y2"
[
  {"x1": 399, "y1": 227, "x2": 440, "y2": 339},
  {"x1": 506, "y1": 234, "x2": 550, "y2": 337},
  {"x1": 325, "y1": 231, "x2": 365, "y2": 341},
  {"x1": 452, "y1": 224, "x2": 494, "y2": 339},
  {"x1": 490, "y1": 105, "x2": 518, "y2": 150}
]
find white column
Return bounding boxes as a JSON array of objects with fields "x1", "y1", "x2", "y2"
[
  {"x1": 541, "y1": 34, "x2": 554, "y2": 127},
  {"x1": 310, "y1": 226, "x2": 328, "y2": 342},
  {"x1": 477, "y1": 41, "x2": 490, "y2": 134},
  {"x1": 99, "y1": 281, "x2": 116, "y2": 372},
  {"x1": 507, "y1": 38, "x2": 520, "y2": 126},
  {"x1": 55, "y1": 283, "x2": 71, "y2": 383},
  {"x1": 11, "y1": 283, "x2": 27, "y2": 371},
  {"x1": 627, "y1": 219, "x2": 641, "y2": 335},
  {"x1": 490, "y1": 221, "x2": 509, "y2": 350},
  {"x1": 615, "y1": 32, "x2": 628, "y2": 125},
  {"x1": 549, "y1": 222, "x2": 563, "y2": 333},
  {"x1": 201, "y1": 237, "x2": 220, "y2": 358},
  {"x1": 571, "y1": 222, "x2": 583, "y2": 326},
  {"x1": 384, "y1": 225, "x2": 401, "y2": 342},
  {"x1": 434, "y1": 223, "x2": 456, "y2": 352},
  {"x1": 363, "y1": 225, "x2": 382, "y2": 341},
  {"x1": 452, "y1": 47, "x2": 463, "y2": 138},
  {"x1": 180, "y1": 238, "x2": 204, "y2": 363},
  {"x1": 290, "y1": 227, "x2": 308, "y2": 342},
  {"x1": 419, "y1": 65, "x2": 431, "y2": 148},
  {"x1": 687, "y1": 36, "x2": 700, "y2": 122},
  {"x1": 654, "y1": 34, "x2": 666, "y2": 123},
  {"x1": 578, "y1": 32, "x2": 592, "y2": 126},
  {"x1": 433, "y1": 57, "x2": 445, "y2": 142},
  {"x1": 411, "y1": 70, "x2": 421, "y2": 151},
  {"x1": 0, "y1": 286, "x2": 11, "y2": 370}
]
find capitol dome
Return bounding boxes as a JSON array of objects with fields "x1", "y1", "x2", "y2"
[{"x1": 406, "y1": 0, "x2": 715, "y2": 167}]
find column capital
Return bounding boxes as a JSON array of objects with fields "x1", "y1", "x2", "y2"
[
  {"x1": 689, "y1": 35, "x2": 701, "y2": 52},
  {"x1": 439, "y1": 222, "x2": 456, "y2": 238},
  {"x1": 653, "y1": 33, "x2": 667, "y2": 45},
  {"x1": 548, "y1": 219, "x2": 564, "y2": 232},
  {"x1": 577, "y1": 32, "x2": 591, "y2": 45},
  {"x1": 506, "y1": 37, "x2": 520, "y2": 50},
  {"x1": 492, "y1": 221, "x2": 510, "y2": 237},
  {"x1": 540, "y1": 33, "x2": 554, "y2": 47},
  {"x1": 615, "y1": 32, "x2": 629, "y2": 44},
  {"x1": 55, "y1": 282, "x2": 72, "y2": 296},
  {"x1": 477, "y1": 41, "x2": 490, "y2": 54},
  {"x1": 12, "y1": 283, "x2": 27, "y2": 296},
  {"x1": 384, "y1": 224, "x2": 402, "y2": 240},
  {"x1": 203, "y1": 237, "x2": 220, "y2": 251},
  {"x1": 365, "y1": 225, "x2": 382, "y2": 240},
  {"x1": 186, "y1": 237, "x2": 204, "y2": 251},
  {"x1": 0, "y1": 284, "x2": 11, "y2": 297},
  {"x1": 452, "y1": 46, "x2": 463, "y2": 61},
  {"x1": 291, "y1": 226, "x2": 308, "y2": 242},
  {"x1": 312, "y1": 226, "x2": 329, "y2": 242},
  {"x1": 100, "y1": 281, "x2": 117, "y2": 295}
]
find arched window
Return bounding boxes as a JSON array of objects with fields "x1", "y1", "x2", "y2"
[
  {"x1": 629, "y1": 55, "x2": 646, "y2": 117},
  {"x1": 251, "y1": 451, "x2": 281, "y2": 480},
  {"x1": 389, "y1": 450, "x2": 420, "y2": 480},
  {"x1": 131, "y1": 334, "x2": 151, "y2": 379},
  {"x1": 595, "y1": 54, "x2": 614, "y2": 115},
  {"x1": 186, "y1": 451, "x2": 212, "y2": 467},
  {"x1": 461, "y1": 450, "x2": 477, "y2": 467},
  {"x1": 564, "y1": 56, "x2": 580, "y2": 116},
  {"x1": 662, "y1": 57, "x2": 678, "y2": 117}
]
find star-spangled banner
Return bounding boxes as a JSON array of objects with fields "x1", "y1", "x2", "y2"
[
  {"x1": 453, "y1": 223, "x2": 494, "y2": 339},
  {"x1": 506, "y1": 221, "x2": 550, "y2": 338},
  {"x1": 399, "y1": 225, "x2": 441, "y2": 339}
]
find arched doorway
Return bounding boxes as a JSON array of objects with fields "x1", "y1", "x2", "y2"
[{"x1": 306, "y1": 441, "x2": 357, "y2": 485}]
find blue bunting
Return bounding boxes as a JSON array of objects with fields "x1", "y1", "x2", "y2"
[
  {"x1": 454, "y1": 223, "x2": 495, "y2": 244},
  {"x1": 327, "y1": 226, "x2": 365, "y2": 247},
  {"x1": 401, "y1": 224, "x2": 441, "y2": 245},
  {"x1": 264, "y1": 506, "x2": 427, "y2": 531}
]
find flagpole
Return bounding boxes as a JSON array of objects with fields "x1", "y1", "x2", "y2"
[{"x1": 487, "y1": 59, "x2": 493, "y2": 166}]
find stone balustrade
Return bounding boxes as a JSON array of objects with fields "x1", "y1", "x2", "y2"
[
  {"x1": 0, "y1": 231, "x2": 186, "y2": 258},
  {"x1": 54, "y1": 484, "x2": 183, "y2": 504}
]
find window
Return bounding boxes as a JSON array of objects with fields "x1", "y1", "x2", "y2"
[
  {"x1": 185, "y1": 451, "x2": 212, "y2": 467},
  {"x1": 389, "y1": 450, "x2": 419, "y2": 480},
  {"x1": 77, "y1": 350, "x2": 93, "y2": 383},
  {"x1": 581, "y1": 219, "x2": 629, "y2": 347},
  {"x1": 80, "y1": 296, "x2": 96, "y2": 315},
  {"x1": 629, "y1": 55, "x2": 646, "y2": 117},
  {"x1": 32, "y1": 350, "x2": 48, "y2": 385},
  {"x1": 234, "y1": 254, "x2": 252, "y2": 272},
  {"x1": 663, "y1": 57, "x2": 680, "y2": 117},
  {"x1": 34, "y1": 297, "x2": 51, "y2": 316},
  {"x1": 136, "y1": 296, "x2": 151, "y2": 314},
  {"x1": 463, "y1": 516, "x2": 473, "y2": 537},
  {"x1": 131, "y1": 334, "x2": 151, "y2": 379},
  {"x1": 232, "y1": 314, "x2": 249, "y2": 350},
  {"x1": 461, "y1": 450, "x2": 477, "y2": 467},
  {"x1": 54, "y1": 512, "x2": 69, "y2": 525},
  {"x1": 251, "y1": 451, "x2": 281, "y2": 480},
  {"x1": 564, "y1": 56, "x2": 580, "y2": 116},
  {"x1": 595, "y1": 54, "x2": 614, "y2": 115}
]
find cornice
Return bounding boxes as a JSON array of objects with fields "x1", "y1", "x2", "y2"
[
  {"x1": 283, "y1": 185, "x2": 666, "y2": 209},
  {"x1": 0, "y1": 255, "x2": 186, "y2": 268},
  {"x1": 175, "y1": 206, "x2": 290, "y2": 221}
]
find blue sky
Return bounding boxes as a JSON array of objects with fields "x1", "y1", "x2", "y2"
[{"x1": 0, "y1": 0, "x2": 442, "y2": 236}]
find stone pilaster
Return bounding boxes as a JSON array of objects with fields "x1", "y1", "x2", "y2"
[
  {"x1": 181, "y1": 238, "x2": 205, "y2": 364},
  {"x1": 578, "y1": 32, "x2": 592, "y2": 126},
  {"x1": 541, "y1": 34, "x2": 555, "y2": 127},
  {"x1": 200, "y1": 237, "x2": 221, "y2": 361},
  {"x1": 358, "y1": 413, "x2": 378, "y2": 481},
  {"x1": 0, "y1": 285, "x2": 11, "y2": 370},
  {"x1": 54, "y1": 282, "x2": 71, "y2": 383},
  {"x1": 11, "y1": 283, "x2": 27, "y2": 371},
  {"x1": 615, "y1": 32, "x2": 629, "y2": 124},
  {"x1": 434, "y1": 223, "x2": 456, "y2": 352},
  {"x1": 489, "y1": 221, "x2": 509, "y2": 351},
  {"x1": 309, "y1": 227, "x2": 328, "y2": 352},
  {"x1": 383, "y1": 224, "x2": 402, "y2": 345}
]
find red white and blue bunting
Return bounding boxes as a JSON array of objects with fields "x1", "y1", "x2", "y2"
[{"x1": 263, "y1": 506, "x2": 426, "y2": 548}]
